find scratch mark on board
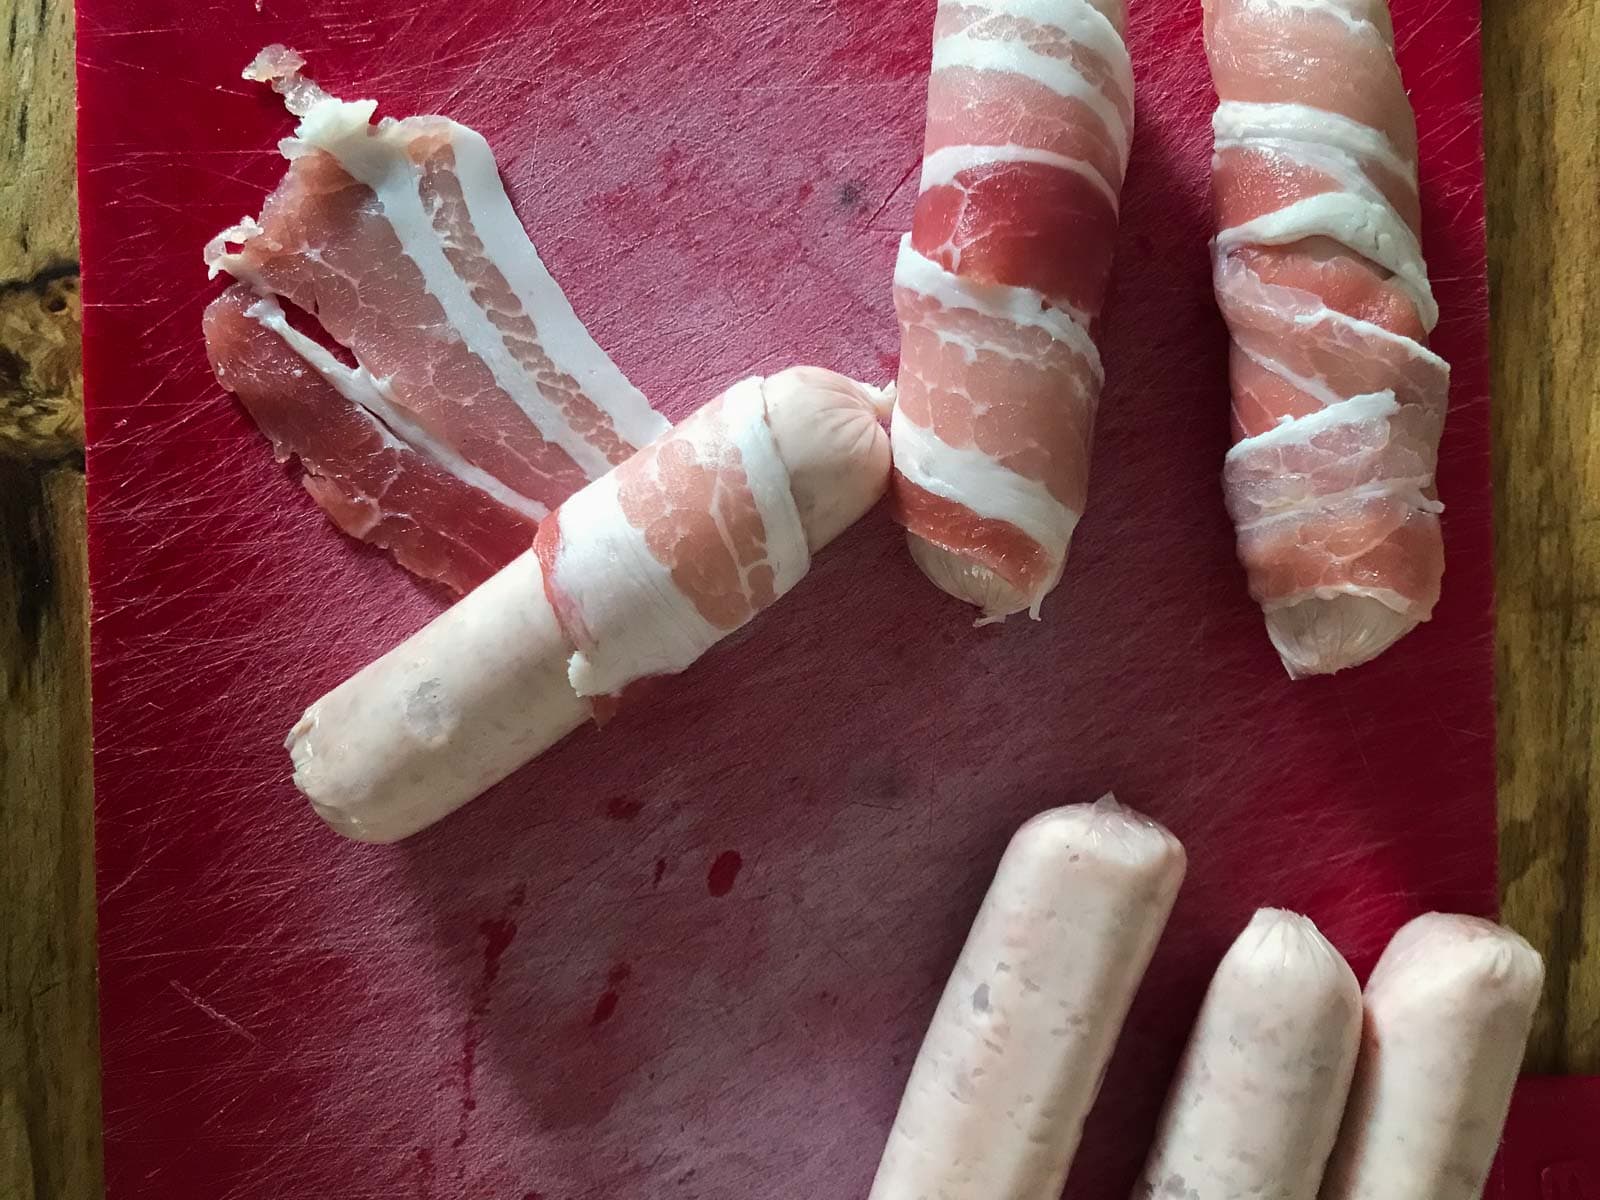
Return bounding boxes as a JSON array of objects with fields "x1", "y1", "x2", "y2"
[{"x1": 169, "y1": 979, "x2": 259, "y2": 1045}]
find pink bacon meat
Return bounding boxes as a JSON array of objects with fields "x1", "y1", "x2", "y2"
[
  {"x1": 203, "y1": 288, "x2": 535, "y2": 594},
  {"x1": 203, "y1": 47, "x2": 667, "y2": 593},
  {"x1": 889, "y1": 0, "x2": 1133, "y2": 621},
  {"x1": 1204, "y1": 0, "x2": 1450, "y2": 676},
  {"x1": 534, "y1": 376, "x2": 813, "y2": 706}
]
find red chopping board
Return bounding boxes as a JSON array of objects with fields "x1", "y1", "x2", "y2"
[{"x1": 79, "y1": 1, "x2": 1499, "y2": 1196}]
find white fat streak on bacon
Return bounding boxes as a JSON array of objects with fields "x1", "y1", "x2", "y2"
[
  {"x1": 928, "y1": 30, "x2": 1132, "y2": 171},
  {"x1": 921, "y1": 143, "x2": 1119, "y2": 215},
  {"x1": 898, "y1": 236, "x2": 1104, "y2": 384},
  {"x1": 892, "y1": 415, "x2": 1079, "y2": 600},
  {"x1": 244, "y1": 295, "x2": 548, "y2": 521},
  {"x1": 941, "y1": 0, "x2": 1132, "y2": 93},
  {"x1": 209, "y1": 48, "x2": 667, "y2": 484},
  {"x1": 1255, "y1": 0, "x2": 1395, "y2": 42},
  {"x1": 443, "y1": 124, "x2": 668, "y2": 454},
  {"x1": 1218, "y1": 243, "x2": 1448, "y2": 411},
  {"x1": 1227, "y1": 287, "x2": 1450, "y2": 417},
  {"x1": 551, "y1": 379, "x2": 808, "y2": 699},
  {"x1": 1217, "y1": 197, "x2": 1433, "y2": 332},
  {"x1": 1214, "y1": 101, "x2": 1416, "y2": 187},
  {"x1": 1225, "y1": 388, "x2": 1442, "y2": 615},
  {"x1": 1217, "y1": 140, "x2": 1415, "y2": 253},
  {"x1": 892, "y1": 240, "x2": 1093, "y2": 618},
  {"x1": 1236, "y1": 342, "x2": 1346, "y2": 409},
  {"x1": 928, "y1": 0, "x2": 1135, "y2": 201},
  {"x1": 1225, "y1": 390, "x2": 1443, "y2": 525}
]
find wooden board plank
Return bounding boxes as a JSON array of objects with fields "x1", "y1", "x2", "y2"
[
  {"x1": 1485, "y1": 0, "x2": 1600, "y2": 1074},
  {"x1": 0, "y1": 2, "x2": 100, "y2": 1199}
]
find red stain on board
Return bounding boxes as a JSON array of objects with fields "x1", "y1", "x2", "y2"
[
  {"x1": 478, "y1": 912, "x2": 520, "y2": 987},
  {"x1": 652, "y1": 857, "x2": 668, "y2": 887},
  {"x1": 605, "y1": 796, "x2": 643, "y2": 821},
  {"x1": 453, "y1": 885, "x2": 527, "y2": 1156},
  {"x1": 414, "y1": 1147, "x2": 435, "y2": 1200},
  {"x1": 591, "y1": 962, "x2": 633, "y2": 1026},
  {"x1": 591, "y1": 991, "x2": 620, "y2": 1026},
  {"x1": 706, "y1": 850, "x2": 743, "y2": 897}
]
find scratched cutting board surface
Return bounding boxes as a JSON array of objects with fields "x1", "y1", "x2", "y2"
[{"x1": 79, "y1": 1, "x2": 1495, "y2": 1196}]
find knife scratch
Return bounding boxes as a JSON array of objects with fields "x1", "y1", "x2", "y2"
[{"x1": 169, "y1": 979, "x2": 259, "y2": 1045}]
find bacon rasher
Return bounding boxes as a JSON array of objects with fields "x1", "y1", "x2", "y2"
[{"x1": 203, "y1": 47, "x2": 666, "y2": 593}]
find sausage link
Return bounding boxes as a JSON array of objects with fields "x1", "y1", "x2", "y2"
[
  {"x1": 1135, "y1": 908, "x2": 1362, "y2": 1200},
  {"x1": 869, "y1": 797, "x2": 1186, "y2": 1200},
  {"x1": 1320, "y1": 913, "x2": 1544, "y2": 1200}
]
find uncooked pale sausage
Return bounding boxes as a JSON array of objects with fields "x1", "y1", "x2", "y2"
[
  {"x1": 1135, "y1": 908, "x2": 1362, "y2": 1200},
  {"x1": 869, "y1": 797, "x2": 1186, "y2": 1200},
  {"x1": 1320, "y1": 912, "x2": 1543, "y2": 1200}
]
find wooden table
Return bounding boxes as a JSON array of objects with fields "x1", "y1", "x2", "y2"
[{"x1": 1, "y1": 1, "x2": 1594, "y2": 1194}]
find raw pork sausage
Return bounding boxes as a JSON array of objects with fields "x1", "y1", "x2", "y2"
[
  {"x1": 1135, "y1": 909, "x2": 1362, "y2": 1200},
  {"x1": 1320, "y1": 913, "x2": 1543, "y2": 1200},
  {"x1": 869, "y1": 797, "x2": 1185, "y2": 1200},
  {"x1": 1202, "y1": 0, "x2": 1450, "y2": 675},
  {"x1": 888, "y1": 0, "x2": 1135, "y2": 621}
]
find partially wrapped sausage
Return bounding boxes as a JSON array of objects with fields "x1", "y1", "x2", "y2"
[
  {"x1": 869, "y1": 797, "x2": 1186, "y2": 1200},
  {"x1": 1321, "y1": 913, "x2": 1544, "y2": 1200},
  {"x1": 1135, "y1": 909, "x2": 1362, "y2": 1200},
  {"x1": 289, "y1": 368, "x2": 892, "y2": 841}
]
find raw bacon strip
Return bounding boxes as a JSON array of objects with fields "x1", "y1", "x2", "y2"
[
  {"x1": 889, "y1": 0, "x2": 1133, "y2": 621},
  {"x1": 535, "y1": 377, "x2": 810, "y2": 702},
  {"x1": 203, "y1": 287, "x2": 539, "y2": 593},
  {"x1": 1205, "y1": 0, "x2": 1451, "y2": 676},
  {"x1": 290, "y1": 368, "x2": 891, "y2": 842},
  {"x1": 203, "y1": 47, "x2": 667, "y2": 591}
]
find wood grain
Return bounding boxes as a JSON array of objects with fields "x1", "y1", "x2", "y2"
[
  {"x1": 1486, "y1": 0, "x2": 1600, "y2": 1075},
  {"x1": 0, "y1": 1, "x2": 1593, "y2": 1195},
  {"x1": 0, "y1": 1, "x2": 101, "y2": 1199},
  {"x1": 0, "y1": 0, "x2": 76, "y2": 286}
]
